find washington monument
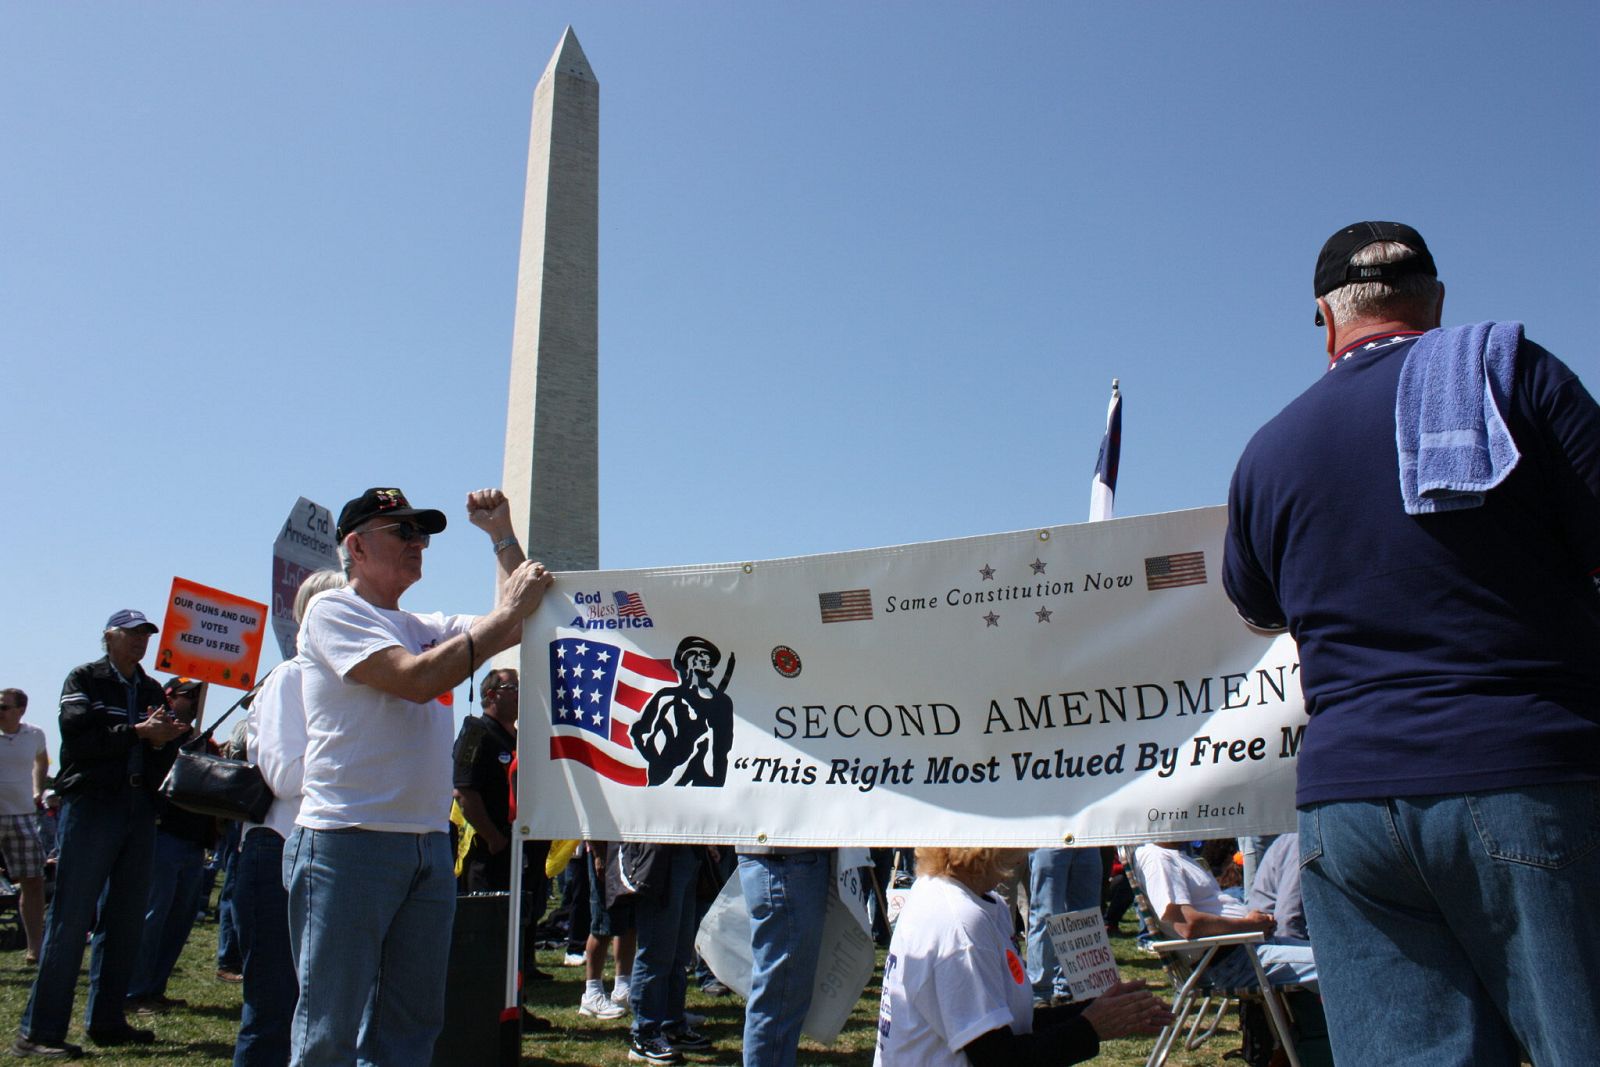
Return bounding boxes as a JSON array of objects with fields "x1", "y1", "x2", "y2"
[{"x1": 502, "y1": 27, "x2": 599, "y2": 573}]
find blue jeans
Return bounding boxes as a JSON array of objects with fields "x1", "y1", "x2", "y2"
[
  {"x1": 1025, "y1": 847, "x2": 1103, "y2": 1001},
  {"x1": 738, "y1": 851, "x2": 830, "y2": 1067},
  {"x1": 22, "y1": 791, "x2": 157, "y2": 1042},
  {"x1": 1300, "y1": 782, "x2": 1600, "y2": 1066},
  {"x1": 285, "y1": 827, "x2": 455, "y2": 1067},
  {"x1": 128, "y1": 830, "x2": 207, "y2": 999},
  {"x1": 1203, "y1": 937, "x2": 1317, "y2": 991},
  {"x1": 235, "y1": 829, "x2": 296, "y2": 1067},
  {"x1": 629, "y1": 847, "x2": 700, "y2": 1042},
  {"x1": 1236, "y1": 834, "x2": 1277, "y2": 897},
  {"x1": 216, "y1": 819, "x2": 244, "y2": 970}
]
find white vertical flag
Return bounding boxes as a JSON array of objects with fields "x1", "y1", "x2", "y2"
[{"x1": 1089, "y1": 379, "x2": 1121, "y2": 521}]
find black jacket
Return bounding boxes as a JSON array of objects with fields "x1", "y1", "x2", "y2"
[{"x1": 56, "y1": 657, "x2": 179, "y2": 800}]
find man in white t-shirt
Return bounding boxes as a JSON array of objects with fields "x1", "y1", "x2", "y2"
[
  {"x1": 1132, "y1": 843, "x2": 1317, "y2": 991},
  {"x1": 0, "y1": 689, "x2": 48, "y2": 965},
  {"x1": 288, "y1": 486, "x2": 553, "y2": 1066}
]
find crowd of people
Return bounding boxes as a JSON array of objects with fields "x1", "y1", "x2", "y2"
[{"x1": 3, "y1": 219, "x2": 1597, "y2": 1066}]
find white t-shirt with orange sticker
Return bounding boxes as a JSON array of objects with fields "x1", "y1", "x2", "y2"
[
  {"x1": 874, "y1": 874, "x2": 1033, "y2": 1066},
  {"x1": 297, "y1": 587, "x2": 474, "y2": 834}
]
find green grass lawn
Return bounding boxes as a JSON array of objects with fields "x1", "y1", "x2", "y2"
[{"x1": 0, "y1": 913, "x2": 1244, "y2": 1065}]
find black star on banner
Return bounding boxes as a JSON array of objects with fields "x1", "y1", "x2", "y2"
[
  {"x1": 1030, "y1": 558, "x2": 1047, "y2": 575},
  {"x1": 983, "y1": 612, "x2": 1000, "y2": 627},
  {"x1": 979, "y1": 564, "x2": 995, "y2": 580},
  {"x1": 1035, "y1": 606, "x2": 1052, "y2": 623}
]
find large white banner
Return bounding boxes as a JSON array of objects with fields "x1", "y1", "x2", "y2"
[{"x1": 518, "y1": 506, "x2": 1304, "y2": 847}]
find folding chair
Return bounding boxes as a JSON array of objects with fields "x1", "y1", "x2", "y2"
[{"x1": 1117, "y1": 846, "x2": 1303, "y2": 1067}]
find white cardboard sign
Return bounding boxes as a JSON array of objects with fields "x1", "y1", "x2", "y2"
[
  {"x1": 695, "y1": 869, "x2": 877, "y2": 1045},
  {"x1": 1047, "y1": 907, "x2": 1121, "y2": 1003}
]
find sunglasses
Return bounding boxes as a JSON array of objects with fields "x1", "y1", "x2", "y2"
[{"x1": 362, "y1": 522, "x2": 431, "y2": 547}]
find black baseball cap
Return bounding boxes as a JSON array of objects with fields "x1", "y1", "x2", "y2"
[
  {"x1": 335, "y1": 488, "x2": 448, "y2": 542},
  {"x1": 1313, "y1": 221, "x2": 1436, "y2": 325}
]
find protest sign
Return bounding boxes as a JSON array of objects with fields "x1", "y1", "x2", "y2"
[
  {"x1": 884, "y1": 885, "x2": 911, "y2": 927},
  {"x1": 696, "y1": 868, "x2": 878, "y2": 1044},
  {"x1": 835, "y1": 849, "x2": 874, "y2": 935},
  {"x1": 519, "y1": 505, "x2": 1304, "y2": 846},
  {"x1": 271, "y1": 497, "x2": 340, "y2": 659},
  {"x1": 1047, "y1": 907, "x2": 1120, "y2": 1002},
  {"x1": 155, "y1": 578, "x2": 269, "y2": 690}
]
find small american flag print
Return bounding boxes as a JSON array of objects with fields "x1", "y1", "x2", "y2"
[
  {"x1": 1145, "y1": 551, "x2": 1207, "y2": 590},
  {"x1": 818, "y1": 589, "x2": 874, "y2": 624},
  {"x1": 613, "y1": 591, "x2": 648, "y2": 619}
]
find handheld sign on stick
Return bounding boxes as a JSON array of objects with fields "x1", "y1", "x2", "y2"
[
  {"x1": 156, "y1": 577, "x2": 269, "y2": 690},
  {"x1": 271, "y1": 497, "x2": 339, "y2": 660}
]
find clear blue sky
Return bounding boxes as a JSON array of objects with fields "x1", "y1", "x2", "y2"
[{"x1": 3, "y1": 2, "x2": 1596, "y2": 762}]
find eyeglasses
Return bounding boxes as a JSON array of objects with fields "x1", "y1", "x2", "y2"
[
  {"x1": 484, "y1": 684, "x2": 520, "y2": 693},
  {"x1": 361, "y1": 522, "x2": 431, "y2": 547},
  {"x1": 0, "y1": 704, "x2": 20, "y2": 712}
]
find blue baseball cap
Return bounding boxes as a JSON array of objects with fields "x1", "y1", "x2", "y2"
[{"x1": 105, "y1": 609, "x2": 158, "y2": 633}]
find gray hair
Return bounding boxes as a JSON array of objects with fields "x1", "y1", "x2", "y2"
[
  {"x1": 1323, "y1": 241, "x2": 1442, "y2": 325},
  {"x1": 293, "y1": 569, "x2": 348, "y2": 625}
]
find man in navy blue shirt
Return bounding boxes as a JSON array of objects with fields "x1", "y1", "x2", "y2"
[{"x1": 1224, "y1": 222, "x2": 1600, "y2": 1066}]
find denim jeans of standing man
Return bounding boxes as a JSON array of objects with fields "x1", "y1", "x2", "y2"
[
  {"x1": 215, "y1": 819, "x2": 244, "y2": 973},
  {"x1": 21, "y1": 791, "x2": 157, "y2": 1044},
  {"x1": 127, "y1": 830, "x2": 207, "y2": 1001},
  {"x1": 1026, "y1": 847, "x2": 1103, "y2": 1003},
  {"x1": 285, "y1": 827, "x2": 455, "y2": 1067},
  {"x1": 738, "y1": 850, "x2": 830, "y2": 1067},
  {"x1": 1300, "y1": 782, "x2": 1600, "y2": 1067},
  {"x1": 630, "y1": 847, "x2": 700, "y2": 1045},
  {"x1": 234, "y1": 828, "x2": 296, "y2": 1067}
]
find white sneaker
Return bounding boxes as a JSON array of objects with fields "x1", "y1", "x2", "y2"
[
  {"x1": 610, "y1": 985, "x2": 631, "y2": 1007},
  {"x1": 562, "y1": 952, "x2": 586, "y2": 966},
  {"x1": 579, "y1": 989, "x2": 626, "y2": 1019}
]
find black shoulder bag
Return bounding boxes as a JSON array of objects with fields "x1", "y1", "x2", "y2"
[{"x1": 158, "y1": 682, "x2": 273, "y2": 823}]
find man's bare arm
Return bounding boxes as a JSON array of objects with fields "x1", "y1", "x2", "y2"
[
  {"x1": 466, "y1": 489, "x2": 528, "y2": 606},
  {"x1": 1166, "y1": 903, "x2": 1275, "y2": 939},
  {"x1": 31, "y1": 750, "x2": 48, "y2": 807},
  {"x1": 345, "y1": 560, "x2": 552, "y2": 703}
]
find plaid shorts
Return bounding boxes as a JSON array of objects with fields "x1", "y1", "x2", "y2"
[{"x1": 0, "y1": 814, "x2": 45, "y2": 880}]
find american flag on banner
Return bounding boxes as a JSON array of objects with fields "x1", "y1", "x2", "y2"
[
  {"x1": 818, "y1": 589, "x2": 873, "y2": 624},
  {"x1": 613, "y1": 591, "x2": 648, "y2": 619},
  {"x1": 548, "y1": 637, "x2": 676, "y2": 786},
  {"x1": 1145, "y1": 551, "x2": 1207, "y2": 591}
]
